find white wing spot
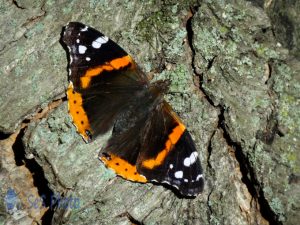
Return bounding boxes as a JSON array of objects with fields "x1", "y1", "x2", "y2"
[
  {"x1": 92, "y1": 36, "x2": 109, "y2": 49},
  {"x1": 190, "y1": 151, "x2": 198, "y2": 164},
  {"x1": 67, "y1": 46, "x2": 72, "y2": 64},
  {"x1": 78, "y1": 45, "x2": 87, "y2": 54},
  {"x1": 161, "y1": 180, "x2": 170, "y2": 185},
  {"x1": 196, "y1": 174, "x2": 203, "y2": 181},
  {"x1": 81, "y1": 26, "x2": 88, "y2": 32},
  {"x1": 183, "y1": 157, "x2": 191, "y2": 167},
  {"x1": 76, "y1": 39, "x2": 80, "y2": 43},
  {"x1": 183, "y1": 151, "x2": 198, "y2": 167},
  {"x1": 184, "y1": 179, "x2": 188, "y2": 182},
  {"x1": 169, "y1": 164, "x2": 174, "y2": 169},
  {"x1": 172, "y1": 184, "x2": 179, "y2": 190},
  {"x1": 174, "y1": 171, "x2": 183, "y2": 179},
  {"x1": 86, "y1": 57, "x2": 91, "y2": 61}
]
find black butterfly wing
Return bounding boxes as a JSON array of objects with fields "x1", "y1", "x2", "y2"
[
  {"x1": 98, "y1": 82, "x2": 164, "y2": 183},
  {"x1": 62, "y1": 22, "x2": 148, "y2": 142},
  {"x1": 99, "y1": 97, "x2": 204, "y2": 196},
  {"x1": 137, "y1": 102, "x2": 204, "y2": 196}
]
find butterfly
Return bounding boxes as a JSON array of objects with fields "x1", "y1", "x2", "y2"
[{"x1": 62, "y1": 22, "x2": 204, "y2": 196}]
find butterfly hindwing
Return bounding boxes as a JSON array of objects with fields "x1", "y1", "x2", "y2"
[
  {"x1": 99, "y1": 97, "x2": 204, "y2": 196},
  {"x1": 98, "y1": 82, "x2": 166, "y2": 183},
  {"x1": 62, "y1": 22, "x2": 204, "y2": 196},
  {"x1": 137, "y1": 102, "x2": 204, "y2": 196}
]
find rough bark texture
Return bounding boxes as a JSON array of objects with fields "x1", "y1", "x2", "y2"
[{"x1": 0, "y1": 0, "x2": 299, "y2": 225}]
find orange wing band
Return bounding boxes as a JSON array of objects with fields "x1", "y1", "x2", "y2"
[
  {"x1": 142, "y1": 123, "x2": 186, "y2": 169},
  {"x1": 100, "y1": 153, "x2": 147, "y2": 183},
  {"x1": 67, "y1": 82, "x2": 91, "y2": 142},
  {"x1": 80, "y1": 55, "x2": 134, "y2": 88}
]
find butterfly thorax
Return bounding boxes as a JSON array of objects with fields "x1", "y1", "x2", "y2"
[{"x1": 113, "y1": 80, "x2": 168, "y2": 136}]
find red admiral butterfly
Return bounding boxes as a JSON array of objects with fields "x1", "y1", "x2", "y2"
[{"x1": 62, "y1": 22, "x2": 204, "y2": 196}]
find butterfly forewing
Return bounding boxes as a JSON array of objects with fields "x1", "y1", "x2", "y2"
[{"x1": 63, "y1": 22, "x2": 148, "y2": 141}]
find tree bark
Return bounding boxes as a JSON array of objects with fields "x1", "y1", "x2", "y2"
[{"x1": 0, "y1": 0, "x2": 299, "y2": 224}]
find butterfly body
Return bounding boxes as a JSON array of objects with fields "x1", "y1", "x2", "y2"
[{"x1": 62, "y1": 22, "x2": 204, "y2": 196}]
